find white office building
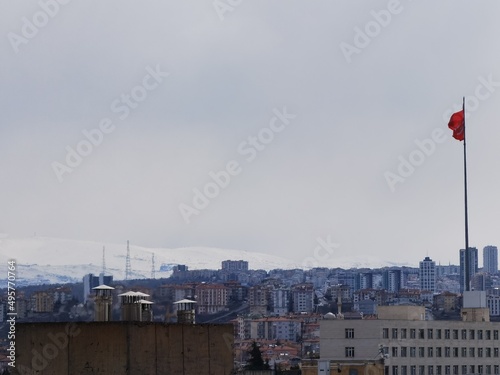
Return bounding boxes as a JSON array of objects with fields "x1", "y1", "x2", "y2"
[
  {"x1": 321, "y1": 306, "x2": 500, "y2": 375},
  {"x1": 420, "y1": 257, "x2": 436, "y2": 293}
]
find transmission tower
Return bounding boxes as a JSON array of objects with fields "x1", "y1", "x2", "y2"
[
  {"x1": 102, "y1": 246, "x2": 106, "y2": 275},
  {"x1": 151, "y1": 253, "x2": 156, "y2": 279},
  {"x1": 125, "y1": 240, "x2": 131, "y2": 280}
]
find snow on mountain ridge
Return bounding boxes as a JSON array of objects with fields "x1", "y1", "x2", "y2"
[
  {"x1": 0, "y1": 236, "x2": 410, "y2": 286},
  {"x1": 0, "y1": 236, "x2": 299, "y2": 285}
]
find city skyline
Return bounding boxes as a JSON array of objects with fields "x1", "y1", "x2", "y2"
[{"x1": 2, "y1": 1, "x2": 500, "y2": 268}]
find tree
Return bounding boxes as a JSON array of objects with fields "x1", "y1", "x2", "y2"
[{"x1": 245, "y1": 341, "x2": 270, "y2": 370}]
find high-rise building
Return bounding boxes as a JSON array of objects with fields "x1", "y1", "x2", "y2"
[
  {"x1": 357, "y1": 272, "x2": 373, "y2": 290},
  {"x1": 460, "y1": 247, "x2": 478, "y2": 293},
  {"x1": 483, "y1": 245, "x2": 498, "y2": 274},
  {"x1": 383, "y1": 270, "x2": 402, "y2": 292},
  {"x1": 83, "y1": 273, "x2": 113, "y2": 303},
  {"x1": 271, "y1": 288, "x2": 290, "y2": 316},
  {"x1": 419, "y1": 257, "x2": 436, "y2": 293},
  {"x1": 291, "y1": 283, "x2": 315, "y2": 313}
]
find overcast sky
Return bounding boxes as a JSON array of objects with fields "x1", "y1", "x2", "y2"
[{"x1": 1, "y1": 0, "x2": 500, "y2": 268}]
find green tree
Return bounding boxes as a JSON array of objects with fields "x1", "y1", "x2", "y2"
[{"x1": 245, "y1": 341, "x2": 270, "y2": 370}]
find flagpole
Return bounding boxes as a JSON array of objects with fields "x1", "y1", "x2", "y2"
[{"x1": 463, "y1": 96, "x2": 470, "y2": 292}]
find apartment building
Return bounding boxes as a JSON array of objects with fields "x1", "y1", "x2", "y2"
[
  {"x1": 31, "y1": 291, "x2": 55, "y2": 313},
  {"x1": 292, "y1": 283, "x2": 315, "y2": 313},
  {"x1": 195, "y1": 283, "x2": 229, "y2": 314},
  {"x1": 321, "y1": 306, "x2": 500, "y2": 375}
]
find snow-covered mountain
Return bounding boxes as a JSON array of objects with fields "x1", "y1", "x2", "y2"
[
  {"x1": 0, "y1": 236, "x2": 411, "y2": 287},
  {"x1": 0, "y1": 236, "x2": 301, "y2": 286}
]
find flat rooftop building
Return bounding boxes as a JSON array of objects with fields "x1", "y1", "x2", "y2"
[{"x1": 321, "y1": 305, "x2": 500, "y2": 375}]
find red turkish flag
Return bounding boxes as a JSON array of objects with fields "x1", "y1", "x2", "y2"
[{"x1": 448, "y1": 110, "x2": 464, "y2": 141}]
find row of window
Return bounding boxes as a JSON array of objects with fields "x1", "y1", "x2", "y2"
[
  {"x1": 345, "y1": 346, "x2": 500, "y2": 359},
  {"x1": 381, "y1": 328, "x2": 499, "y2": 340},
  {"x1": 389, "y1": 364, "x2": 500, "y2": 375},
  {"x1": 389, "y1": 346, "x2": 499, "y2": 358}
]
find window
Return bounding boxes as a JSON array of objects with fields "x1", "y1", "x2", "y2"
[
  {"x1": 461, "y1": 329, "x2": 467, "y2": 340},
  {"x1": 427, "y1": 347, "x2": 433, "y2": 357},
  {"x1": 469, "y1": 347, "x2": 475, "y2": 357},
  {"x1": 419, "y1": 329, "x2": 425, "y2": 339},
  {"x1": 428, "y1": 329, "x2": 434, "y2": 339},
  {"x1": 419, "y1": 366, "x2": 425, "y2": 375},
  {"x1": 487, "y1": 330, "x2": 491, "y2": 340},
  {"x1": 478, "y1": 366, "x2": 483, "y2": 375},
  {"x1": 410, "y1": 366, "x2": 416, "y2": 375},
  {"x1": 392, "y1": 347, "x2": 398, "y2": 357},
  {"x1": 436, "y1": 366, "x2": 442, "y2": 375},
  {"x1": 392, "y1": 328, "x2": 398, "y2": 339},
  {"x1": 469, "y1": 330, "x2": 475, "y2": 340},
  {"x1": 487, "y1": 365, "x2": 491, "y2": 375},
  {"x1": 402, "y1": 366, "x2": 407, "y2": 375},
  {"x1": 345, "y1": 328, "x2": 355, "y2": 339},
  {"x1": 453, "y1": 366, "x2": 458, "y2": 375},
  {"x1": 469, "y1": 366, "x2": 475, "y2": 375},
  {"x1": 445, "y1": 347, "x2": 450, "y2": 357},
  {"x1": 428, "y1": 366, "x2": 434, "y2": 375},
  {"x1": 410, "y1": 347, "x2": 416, "y2": 357},
  {"x1": 495, "y1": 330, "x2": 499, "y2": 340},
  {"x1": 345, "y1": 347, "x2": 355, "y2": 358},
  {"x1": 461, "y1": 366, "x2": 467, "y2": 375},
  {"x1": 392, "y1": 366, "x2": 399, "y2": 375},
  {"x1": 401, "y1": 347, "x2": 407, "y2": 357},
  {"x1": 410, "y1": 329, "x2": 416, "y2": 339},
  {"x1": 478, "y1": 347, "x2": 483, "y2": 357},
  {"x1": 436, "y1": 329, "x2": 442, "y2": 339},
  {"x1": 453, "y1": 330, "x2": 459, "y2": 339},
  {"x1": 495, "y1": 365, "x2": 499, "y2": 375},
  {"x1": 445, "y1": 366, "x2": 451, "y2": 375},
  {"x1": 486, "y1": 347, "x2": 491, "y2": 357},
  {"x1": 401, "y1": 329, "x2": 407, "y2": 339},
  {"x1": 436, "y1": 347, "x2": 442, "y2": 357},
  {"x1": 445, "y1": 329, "x2": 450, "y2": 339},
  {"x1": 419, "y1": 347, "x2": 425, "y2": 357},
  {"x1": 478, "y1": 330, "x2": 483, "y2": 339},
  {"x1": 461, "y1": 347, "x2": 467, "y2": 357},
  {"x1": 383, "y1": 328, "x2": 389, "y2": 339},
  {"x1": 494, "y1": 347, "x2": 499, "y2": 357},
  {"x1": 453, "y1": 347, "x2": 459, "y2": 357}
]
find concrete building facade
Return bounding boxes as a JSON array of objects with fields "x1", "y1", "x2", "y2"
[
  {"x1": 321, "y1": 307, "x2": 500, "y2": 375},
  {"x1": 13, "y1": 322, "x2": 234, "y2": 375}
]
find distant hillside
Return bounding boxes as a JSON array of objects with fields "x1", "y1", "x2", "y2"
[
  {"x1": 0, "y1": 236, "x2": 300, "y2": 286},
  {"x1": 0, "y1": 236, "x2": 412, "y2": 287}
]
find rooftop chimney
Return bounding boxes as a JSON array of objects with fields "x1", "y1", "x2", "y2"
[
  {"x1": 173, "y1": 299, "x2": 197, "y2": 324},
  {"x1": 93, "y1": 285, "x2": 114, "y2": 322}
]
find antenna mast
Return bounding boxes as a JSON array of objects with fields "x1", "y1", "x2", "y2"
[
  {"x1": 151, "y1": 253, "x2": 156, "y2": 279},
  {"x1": 102, "y1": 246, "x2": 106, "y2": 275},
  {"x1": 125, "y1": 240, "x2": 131, "y2": 280}
]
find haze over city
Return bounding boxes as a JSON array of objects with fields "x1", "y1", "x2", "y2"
[{"x1": 1, "y1": 1, "x2": 500, "y2": 268}]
